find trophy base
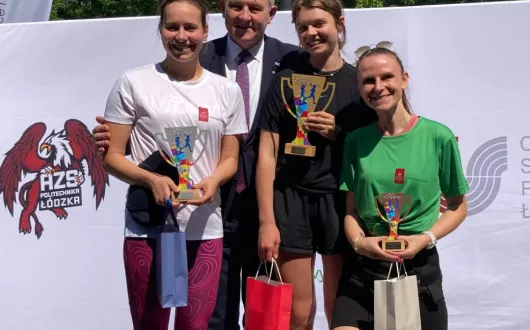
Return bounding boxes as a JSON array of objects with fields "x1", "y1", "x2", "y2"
[
  {"x1": 285, "y1": 143, "x2": 316, "y2": 157},
  {"x1": 382, "y1": 239, "x2": 406, "y2": 252},
  {"x1": 174, "y1": 189, "x2": 201, "y2": 201}
]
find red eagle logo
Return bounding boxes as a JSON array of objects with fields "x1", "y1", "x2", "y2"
[{"x1": 0, "y1": 119, "x2": 109, "y2": 239}]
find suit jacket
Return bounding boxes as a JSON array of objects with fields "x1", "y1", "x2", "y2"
[{"x1": 200, "y1": 35, "x2": 299, "y2": 223}]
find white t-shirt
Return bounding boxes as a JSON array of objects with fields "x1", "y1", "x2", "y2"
[{"x1": 104, "y1": 63, "x2": 247, "y2": 240}]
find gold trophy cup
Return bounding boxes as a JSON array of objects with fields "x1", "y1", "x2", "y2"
[
  {"x1": 374, "y1": 193, "x2": 412, "y2": 251},
  {"x1": 280, "y1": 73, "x2": 336, "y2": 157}
]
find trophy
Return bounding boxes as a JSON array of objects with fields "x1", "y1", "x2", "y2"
[
  {"x1": 374, "y1": 193, "x2": 412, "y2": 251},
  {"x1": 280, "y1": 73, "x2": 336, "y2": 157},
  {"x1": 155, "y1": 126, "x2": 202, "y2": 201}
]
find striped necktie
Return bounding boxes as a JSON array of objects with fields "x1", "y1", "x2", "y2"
[{"x1": 235, "y1": 50, "x2": 251, "y2": 193}]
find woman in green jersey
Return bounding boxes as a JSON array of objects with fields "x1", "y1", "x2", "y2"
[{"x1": 330, "y1": 46, "x2": 469, "y2": 330}]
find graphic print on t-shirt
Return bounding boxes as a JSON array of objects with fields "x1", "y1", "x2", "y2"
[
  {"x1": 394, "y1": 168, "x2": 405, "y2": 184},
  {"x1": 198, "y1": 107, "x2": 209, "y2": 122}
]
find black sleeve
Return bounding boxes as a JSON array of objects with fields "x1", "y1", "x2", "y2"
[
  {"x1": 336, "y1": 95, "x2": 377, "y2": 136},
  {"x1": 355, "y1": 98, "x2": 378, "y2": 129},
  {"x1": 258, "y1": 76, "x2": 284, "y2": 134},
  {"x1": 272, "y1": 49, "x2": 308, "y2": 75},
  {"x1": 337, "y1": 64, "x2": 378, "y2": 134}
]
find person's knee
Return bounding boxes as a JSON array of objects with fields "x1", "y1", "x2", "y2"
[{"x1": 290, "y1": 298, "x2": 316, "y2": 329}]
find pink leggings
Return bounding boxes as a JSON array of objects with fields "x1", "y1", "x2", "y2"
[{"x1": 123, "y1": 237, "x2": 223, "y2": 330}]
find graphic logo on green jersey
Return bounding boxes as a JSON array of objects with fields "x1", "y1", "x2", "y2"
[{"x1": 440, "y1": 136, "x2": 508, "y2": 215}]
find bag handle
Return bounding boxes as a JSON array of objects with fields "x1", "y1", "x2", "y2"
[
  {"x1": 254, "y1": 259, "x2": 284, "y2": 284},
  {"x1": 254, "y1": 261, "x2": 270, "y2": 279},
  {"x1": 387, "y1": 261, "x2": 409, "y2": 280},
  {"x1": 161, "y1": 197, "x2": 181, "y2": 232}
]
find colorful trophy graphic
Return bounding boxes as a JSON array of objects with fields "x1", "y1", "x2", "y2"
[
  {"x1": 280, "y1": 73, "x2": 336, "y2": 157},
  {"x1": 374, "y1": 193, "x2": 412, "y2": 251},
  {"x1": 155, "y1": 126, "x2": 201, "y2": 201}
]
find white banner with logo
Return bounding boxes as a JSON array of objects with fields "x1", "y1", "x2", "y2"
[
  {"x1": 0, "y1": 0, "x2": 52, "y2": 24},
  {"x1": 0, "y1": 1, "x2": 529, "y2": 329}
]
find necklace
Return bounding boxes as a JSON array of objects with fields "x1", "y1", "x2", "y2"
[{"x1": 309, "y1": 59, "x2": 345, "y2": 77}]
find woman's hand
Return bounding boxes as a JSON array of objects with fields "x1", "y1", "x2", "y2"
[
  {"x1": 149, "y1": 175, "x2": 180, "y2": 208},
  {"x1": 354, "y1": 236, "x2": 402, "y2": 262},
  {"x1": 186, "y1": 176, "x2": 221, "y2": 206},
  {"x1": 93, "y1": 116, "x2": 111, "y2": 155},
  {"x1": 304, "y1": 112, "x2": 339, "y2": 140},
  {"x1": 258, "y1": 222, "x2": 281, "y2": 263},
  {"x1": 388, "y1": 235, "x2": 431, "y2": 260}
]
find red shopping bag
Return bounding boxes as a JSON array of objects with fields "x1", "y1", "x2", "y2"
[{"x1": 245, "y1": 260, "x2": 293, "y2": 330}]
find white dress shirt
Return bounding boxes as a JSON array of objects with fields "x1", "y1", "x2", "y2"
[{"x1": 225, "y1": 36, "x2": 265, "y2": 130}]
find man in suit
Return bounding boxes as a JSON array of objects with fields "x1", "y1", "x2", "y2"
[
  {"x1": 93, "y1": 0, "x2": 298, "y2": 328},
  {"x1": 201, "y1": 1, "x2": 297, "y2": 329}
]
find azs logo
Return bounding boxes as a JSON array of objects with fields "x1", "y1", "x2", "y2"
[
  {"x1": 0, "y1": 120, "x2": 109, "y2": 239},
  {"x1": 441, "y1": 136, "x2": 507, "y2": 216}
]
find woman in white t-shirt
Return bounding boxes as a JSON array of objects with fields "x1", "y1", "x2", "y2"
[{"x1": 102, "y1": 0, "x2": 247, "y2": 329}]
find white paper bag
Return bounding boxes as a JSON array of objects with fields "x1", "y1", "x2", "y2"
[{"x1": 374, "y1": 262, "x2": 421, "y2": 330}]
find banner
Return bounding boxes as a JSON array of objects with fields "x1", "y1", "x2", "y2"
[
  {"x1": 1, "y1": 2, "x2": 530, "y2": 329},
  {"x1": 0, "y1": 0, "x2": 52, "y2": 24}
]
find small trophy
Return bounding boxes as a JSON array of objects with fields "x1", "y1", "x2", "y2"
[
  {"x1": 374, "y1": 193, "x2": 412, "y2": 251},
  {"x1": 280, "y1": 73, "x2": 336, "y2": 157},
  {"x1": 155, "y1": 126, "x2": 201, "y2": 201}
]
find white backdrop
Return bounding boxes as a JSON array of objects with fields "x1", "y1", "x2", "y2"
[
  {"x1": 0, "y1": 0, "x2": 53, "y2": 24},
  {"x1": 1, "y1": 1, "x2": 530, "y2": 329}
]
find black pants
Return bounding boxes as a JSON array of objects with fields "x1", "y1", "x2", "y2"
[
  {"x1": 208, "y1": 188, "x2": 260, "y2": 330},
  {"x1": 331, "y1": 247, "x2": 447, "y2": 330}
]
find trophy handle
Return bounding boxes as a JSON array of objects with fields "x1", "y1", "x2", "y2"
[
  {"x1": 281, "y1": 76, "x2": 293, "y2": 89},
  {"x1": 401, "y1": 195, "x2": 413, "y2": 221},
  {"x1": 319, "y1": 82, "x2": 336, "y2": 113},
  {"x1": 155, "y1": 133, "x2": 167, "y2": 142},
  {"x1": 155, "y1": 132, "x2": 170, "y2": 143},
  {"x1": 374, "y1": 196, "x2": 389, "y2": 223},
  {"x1": 155, "y1": 132, "x2": 177, "y2": 167},
  {"x1": 191, "y1": 129, "x2": 207, "y2": 164},
  {"x1": 280, "y1": 77, "x2": 297, "y2": 118}
]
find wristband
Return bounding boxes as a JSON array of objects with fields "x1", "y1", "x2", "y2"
[{"x1": 421, "y1": 231, "x2": 437, "y2": 249}]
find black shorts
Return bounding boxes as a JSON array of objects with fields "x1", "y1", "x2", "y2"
[
  {"x1": 331, "y1": 248, "x2": 447, "y2": 330},
  {"x1": 274, "y1": 187, "x2": 345, "y2": 255}
]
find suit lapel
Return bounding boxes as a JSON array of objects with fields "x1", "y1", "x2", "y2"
[
  {"x1": 246, "y1": 36, "x2": 276, "y2": 143},
  {"x1": 204, "y1": 36, "x2": 228, "y2": 77}
]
